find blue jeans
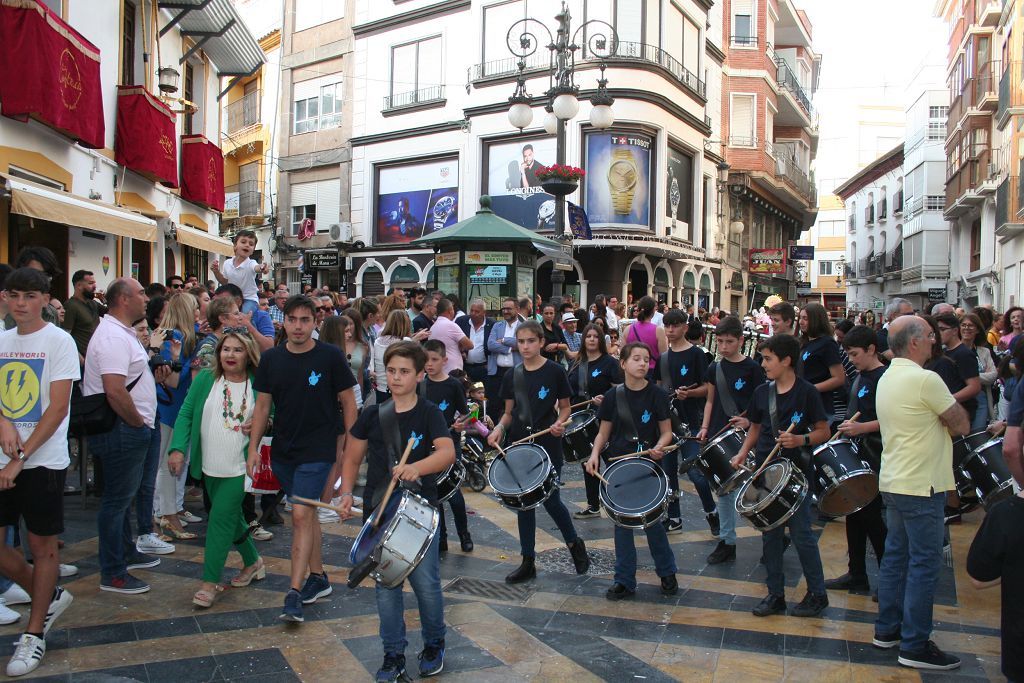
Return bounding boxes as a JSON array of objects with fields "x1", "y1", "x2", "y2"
[
  {"x1": 971, "y1": 398, "x2": 989, "y2": 432},
  {"x1": 613, "y1": 523, "x2": 677, "y2": 590},
  {"x1": 89, "y1": 419, "x2": 151, "y2": 579},
  {"x1": 136, "y1": 425, "x2": 161, "y2": 537},
  {"x1": 376, "y1": 532, "x2": 445, "y2": 655},
  {"x1": 517, "y1": 436, "x2": 579, "y2": 558},
  {"x1": 763, "y1": 494, "x2": 826, "y2": 596},
  {"x1": 679, "y1": 427, "x2": 716, "y2": 515},
  {"x1": 875, "y1": 491, "x2": 945, "y2": 652},
  {"x1": 717, "y1": 489, "x2": 738, "y2": 545}
]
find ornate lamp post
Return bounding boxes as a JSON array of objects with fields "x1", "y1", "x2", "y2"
[{"x1": 505, "y1": 2, "x2": 618, "y2": 305}]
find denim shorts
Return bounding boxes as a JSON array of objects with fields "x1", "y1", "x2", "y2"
[{"x1": 271, "y1": 460, "x2": 333, "y2": 501}]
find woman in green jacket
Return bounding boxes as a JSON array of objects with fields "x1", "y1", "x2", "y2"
[{"x1": 168, "y1": 330, "x2": 264, "y2": 607}]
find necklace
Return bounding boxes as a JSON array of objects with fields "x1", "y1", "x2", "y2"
[{"x1": 222, "y1": 378, "x2": 250, "y2": 432}]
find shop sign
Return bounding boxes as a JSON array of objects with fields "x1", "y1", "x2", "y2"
[
  {"x1": 788, "y1": 245, "x2": 815, "y2": 261},
  {"x1": 308, "y1": 251, "x2": 339, "y2": 269},
  {"x1": 465, "y1": 251, "x2": 512, "y2": 265},
  {"x1": 435, "y1": 251, "x2": 459, "y2": 266},
  {"x1": 749, "y1": 248, "x2": 787, "y2": 274},
  {"x1": 469, "y1": 265, "x2": 507, "y2": 284}
]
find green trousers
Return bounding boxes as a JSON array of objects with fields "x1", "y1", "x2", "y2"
[{"x1": 203, "y1": 474, "x2": 259, "y2": 584}]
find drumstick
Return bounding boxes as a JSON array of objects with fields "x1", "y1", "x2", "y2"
[
  {"x1": 751, "y1": 422, "x2": 798, "y2": 480},
  {"x1": 508, "y1": 419, "x2": 574, "y2": 447},
  {"x1": 828, "y1": 412, "x2": 861, "y2": 443},
  {"x1": 373, "y1": 437, "x2": 416, "y2": 530},
  {"x1": 606, "y1": 442, "x2": 682, "y2": 462},
  {"x1": 570, "y1": 398, "x2": 594, "y2": 410},
  {"x1": 710, "y1": 411, "x2": 748, "y2": 442},
  {"x1": 292, "y1": 495, "x2": 363, "y2": 518}
]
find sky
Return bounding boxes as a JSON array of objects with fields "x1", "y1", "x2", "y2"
[{"x1": 801, "y1": 0, "x2": 948, "y2": 191}]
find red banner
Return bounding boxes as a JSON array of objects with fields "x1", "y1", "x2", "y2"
[
  {"x1": 180, "y1": 135, "x2": 225, "y2": 212},
  {"x1": 0, "y1": 0, "x2": 105, "y2": 149},
  {"x1": 116, "y1": 86, "x2": 178, "y2": 187}
]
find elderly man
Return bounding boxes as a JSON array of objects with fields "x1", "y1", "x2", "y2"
[
  {"x1": 488, "y1": 298, "x2": 522, "y2": 424},
  {"x1": 269, "y1": 288, "x2": 288, "y2": 328},
  {"x1": 873, "y1": 315, "x2": 969, "y2": 671},
  {"x1": 428, "y1": 298, "x2": 472, "y2": 373},
  {"x1": 878, "y1": 297, "x2": 914, "y2": 359},
  {"x1": 457, "y1": 299, "x2": 494, "y2": 384}
]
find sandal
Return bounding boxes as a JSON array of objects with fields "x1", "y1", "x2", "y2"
[
  {"x1": 230, "y1": 559, "x2": 266, "y2": 587},
  {"x1": 160, "y1": 517, "x2": 198, "y2": 540},
  {"x1": 192, "y1": 584, "x2": 223, "y2": 608}
]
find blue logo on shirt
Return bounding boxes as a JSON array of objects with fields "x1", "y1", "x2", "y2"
[
  {"x1": 308, "y1": 371, "x2": 322, "y2": 386},
  {"x1": 641, "y1": 410, "x2": 652, "y2": 424},
  {"x1": 791, "y1": 411, "x2": 804, "y2": 425},
  {"x1": 801, "y1": 351, "x2": 810, "y2": 362},
  {"x1": 858, "y1": 385, "x2": 869, "y2": 399},
  {"x1": 680, "y1": 365, "x2": 689, "y2": 377},
  {"x1": 538, "y1": 386, "x2": 549, "y2": 400},
  {"x1": 411, "y1": 431, "x2": 423, "y2": 449},
  {"x1": 438, "y1": 400, "x2": 449, "y2": 412},
  {"x1": 734, "y1": 378, "x2": 746, "y2": 391},
  {"x1": 591, "y1": 368, "x2": 602, "y2": 377}
]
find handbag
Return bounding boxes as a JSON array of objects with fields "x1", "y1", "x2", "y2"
[
  {"x1": 245, "y1": 436, "x2": 281, "y2": 494},
  {"x1": 68, "y1": 373, "x2": 143, "y2": 438}
]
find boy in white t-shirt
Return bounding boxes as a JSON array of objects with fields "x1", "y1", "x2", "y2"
[
  {"x1": 211, "y1": 229, "x2": 269, "y2": 314},
  {"x1": 0, "y1": 267, "x2": 79, "y2": 677}
]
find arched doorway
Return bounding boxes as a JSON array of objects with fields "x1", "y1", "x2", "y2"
[
  {"x1": 699, "y1": 272, "x2": 713, "y2": 311},
  {"x1": 362, "y1": 266, "x2": 385, "y2": 297},
  {"x1": 391, "y1": 264, "x2": 419, "y2": 291},
  {"x1": 653, "y1": 266, "x2": 671, "y2": 306},
  {"x1": 682, "y1": 271, "x2": 696, "y2": 308},
  {"x1": 628, "y1": 262, "x2": 649, "y2": 302}
]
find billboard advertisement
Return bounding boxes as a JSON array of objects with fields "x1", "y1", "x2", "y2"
[
  {"x1": 665, "y1": 146, "x2": 694, "y2": 227},
  {"x1": 584, "y1": 131, "x2": 653, "y2": 228},
  {"x1": 376, "y1": 158, "x2": 459, "y2": 244},
  {"x1": 484, "y1": 137, "x2": 558, "y2": 230},
  {"x1": 749, "y1": 248, "x2": 787, "y2": 274}
]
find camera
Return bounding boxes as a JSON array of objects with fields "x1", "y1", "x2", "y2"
[{"x1": 149, "y1": 356, "x2": 183, "y2": 373}]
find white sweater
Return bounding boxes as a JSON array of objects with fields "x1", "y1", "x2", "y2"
[{"x1": 200, "y1": 377, "x2": 254, "y2": 478}]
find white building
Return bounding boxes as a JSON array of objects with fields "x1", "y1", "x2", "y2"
[{"x1": 794, "y1": 193, "x2": 846, "y2": 314}]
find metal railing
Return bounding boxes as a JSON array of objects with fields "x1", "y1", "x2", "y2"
[
  {"x1": 997, "y1": 61, "x2": 1024, "y2": 126},
  {"x1": 224, "y1": 181, "x2": 261, "y2": 218},
  {"x1": 996, "y1": 175, "x2": 1024, "y2": 228},
  {"x1": 885, "y1": 245, "x2": 903, "y2": 273},
  {"x1": 383, "y1": 85, "x2": 445, "y2": 111},
  {"x1": 949, "y1": 60, "x2": 1000, "y2": 124},
  {"x1": 772, "y1": 151, "x2": 814, "y2": 201},
  {"x1": 945, "y1": 146, "x2": 992, "y2": 207},
  {"x1": 773, "y1": 56, "x2": 814, "y2": 117},
  {"x1": 225, "y1": 89, "x2": 261, "y2": 133},
  {"x1": 893, "y1": 189, "x2": 903, "y2": 214},
  {"x1": 728, "y1": 135, "x2": 756, "y2": 147},
  {"x1": 730, "y1": 34, "x2": 758, "y2": 47}
]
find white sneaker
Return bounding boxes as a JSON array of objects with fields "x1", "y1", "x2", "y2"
[
  {"x1": 6, "y1": 633, "x2": 44, "y2": 677},
  {"x1": 42, "y1": 586, "x2": 72, "y2": 636},
  {"x1": 0, "y1": 599, "x2": 19, "y2": 626},
  {"x1": 136, "y1": 533, "x2": 176, "y2": 555},
  {"x1": 318, "y1": 507, "x2": 339, "y2": 524},
  {"x1": 0, "y1": 584, "x2": 30, "y2": 606},
  {"x1": 179, "y1": 511, "x2": 202, "y2": 524},
  {"x1": 284, "y1": 502, "x2": 293, "y2": 512},
  {"x1": 58, "y1": 564, "x2": 78, "y2": 578},
  {"x1": 251, "y1": 524, "x2": 274, "y2": 541}
]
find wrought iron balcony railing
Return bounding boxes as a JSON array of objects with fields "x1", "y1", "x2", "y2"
[
  {"x1": 383, "y1": 85, "x2": 445, "y2": 111},
  {"x1": 225, "y1": 89, "x2": 261, "y2": 133}
]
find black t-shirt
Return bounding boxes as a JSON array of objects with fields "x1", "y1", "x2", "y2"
[
  {"x1": 875, "y1": 327, "x2": 890, "y2": 355},
  {"x1": 499, "y1": 359, "x2": 571, "y2": 440},
  {"x1": 747, "y1": 378, "x2": 828, "y2": 478},
  {"x1": 703, "y1": 357, "x2": 767, "y2": 434},
  {"x1": 420, "y1": 375, "x2": 468, "y2": 426},
  {"x1": 966, "y1": 495, "x2": 1024, "y2": 683},
  {"x1": 351, "y1": 398, "x2": 452, "y2": 506},
  {"x1": 596, "y1": 382, "x2": 672, "y2": 456},
  {"x1": 568, "y1": 353, "x2": 621, "y2": 401},
  {"x1": 800, "y1": 336, "x2": 843, "y2": 416},
  {"x1": 658, "y1": 344, "x2": 709, "y2": 425},
  {"x1": 846, "y1": 364, "x2": 887, "y2": 468},
  {"x1": 254, "y1": 341, "x2": 357, "y2": 464},
  {"x1": 541, "y1": 324, "x2": 566, "y2": 362},
  {"x1": 945, "y1": 343, "x2": 980, "y2": 416},
  {"x1": 412, "y1": 312, "x2": 433, "y2": 333}
]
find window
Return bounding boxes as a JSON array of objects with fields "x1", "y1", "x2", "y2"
[
  {"x1": 291, "y1": 204, "x2": 315, "y2": 237},
  {"x1": 292, "y1": 76, "x2": 343, "y2": 134},
  {"x1": 294, "y1": 0, "x2": 344, "y2": 32},
  {"x1": 929, "y1": 105, "x2": 949, "y2": 119},
  {"x1": 926, "y1": 195, "x2": 944, "y2": 210},
  {"x1": 482, "y1": 2, "x2": 525, "y2": 67},
  {"x1": 181, "y1": 244, "x2": 208, "y2": 282},
  {"x1": 183, "y1": 62, "x2": 194, "y2": 136},
  {"x1": 970, "y1": 218, "x2": 982, "y2": 272},
  {"x1": 732, "y1": 0, "x2": 755, "y2": 46},
  {"x1": 928, "y1": 120, "x2": 946, "y2": 140},
  {"x1": 121, "y1": 0, "x2": 135, "y2": 85},
  {"x1": 817, "y1": 220, "x2": 844, "y2": 237},
  {"x1": 729, "y1": 94, "x2": 755, "y2": 146},
  {"x1": 819, "y1": 261, "x2": 834, "y2": 276},
  {"x1": 663, "y1": 4, "x2": 701, "y2": 76},
  {"x1": 40, "y1": 0, "x2": 61, "y2": 12},
  {"x1": 615, "y1": 0, "x2": 643, "y2": 44},
  {"x1": 390, "y1": 36, "x2": 442, "y2": 101},
  {"x1": 290, "y1": 179, "x2": 341, "y2": 235}
]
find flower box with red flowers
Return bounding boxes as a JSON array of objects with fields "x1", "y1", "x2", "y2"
[{"x1": 536, "y1": 165, "x2": 585, "y2": 196}]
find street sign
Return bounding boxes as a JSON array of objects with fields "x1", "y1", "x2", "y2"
[
  {"x1": 928, "y1": 287, "x2": 947, "y2": 303},
  {"x1": 788, "y1": 245, "x2": 815, "y2": 261}
]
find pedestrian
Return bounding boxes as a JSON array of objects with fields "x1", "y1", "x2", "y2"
[
  {"x1": 428, "y1": 298, "x2": 472, "y2": 373},
  {"x1": 61, "y1": 270, "x2": 106, "y2": 365},
  {"x1": 456, "y1": 299, "x2": 493, "y2": 386},
  {"x1": 210, "y1": 230, "x2": 269, "y2": 315},
  {"x1": 486, "y1": 299, "x2": 521, "y2": 426},
  {"x1": 623, "y1": 296, "x2": 666, "y2": 379}
]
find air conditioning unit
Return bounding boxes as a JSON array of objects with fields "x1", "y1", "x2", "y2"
[{"x1": 329, "y1": 222, "x2": 352, "y2": 243}]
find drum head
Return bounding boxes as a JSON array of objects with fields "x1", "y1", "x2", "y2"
[
  {"x1": 565, "y1": 410, "x2": 597, "y2": 435},
  {"x1": 349, "y1": 491, "x2": 403, "y2": 565},
  {"x1": 812, "y1": 438, "x2": 857, "y2": 457},
  {"x1": 703, "y1": 427, "x2": 745, "y2": 453},
  {"x1": 740, "y1": 461, "x2": 791, "y2": 509},
  {"x1": 602, "y1": 459, "x2": 668, "y2": 513},
  {"x1": 489, "y1": 444, "x2": 551, "y2": 494}
]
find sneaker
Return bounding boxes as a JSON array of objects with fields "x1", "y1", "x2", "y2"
[
  {"x1": 872, "y1": 630, "x2": 901, "y2": 649},
  {"x1": 6, "y1": 633, "x2": 44, "y2": 677},
  {"x1": 0, "y1": 600, "x2": 19, "y2": 626},
  {"x1": 790, "y1": 592, "x2": 829, "y2": 617},
  {"x1": 126, "y1": 553, "x2": 160, "y2": 570},
  {"x1": 664, "y1": 518, "x2": 683, "y2": 535},
  {"x1": 0, "y1": 584, "x2": 30, "y2": 606},
  {"x1": 418, "y1": 640, "x2": 445, "y2": 677},
  {"x1": 943, "y1": 505, "x2": 962, "y2": 525},
  {"x1": 284, "y1": 502, "x2": 293, "y2": 512},
  {"x1": 299, "y1": 572, "x2": 332, "y2": 605},
  {"x1": 573, "y1": 506, "x2": 601, "y2": 519},
  {"x1": 375, "y1": 653, "x2": 407, "y2": 682},
  {"x1": 317, "y1": 507, "x2": 339, "y2": 524},
  {"x1": 280, "y1": 588, "x2": 304, "y2": 622},
  {"x1": 251, "y1": 524, "x2": 274, "y2": 541},
  {"x1": 707, "y1": 541, "x2": 736, "y2": 565},
  {"x1": 100, "y1": 574, "x2": 150, "y2": 594},
  {"x1": 705, "y1": 512, "x2": 720, "y2": 536},
  {"x1": 660, "y1": 574, "x2": 679, "y2": 596},
  {"x1": 58, "y1": 563, "x2": 78, "y2": 578},
  {"x1": 824, "y1": 572, "x2": 869, "y2": 592},
  {"x1": 136, "y1": 533, "x2": 175, "y2": 555},
  {"x1": 605, "y1": 583, "x2": 635, "y2": 601},
  {"x1": 897, "y1": 640, "x2": 961, "y2": 670},
  {"x1": 178, "y1": 510, "x2": 203, "y2": 524},
  {"x1": 752, "y1": 594, "x2": 787, "y2": 617},
  {"x1": 42, "y1": 587, "x2": 73, "y2": 636}
]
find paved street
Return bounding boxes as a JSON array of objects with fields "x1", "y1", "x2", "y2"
[{"x1": 1, "y1": 466, "x2": 1002, "y2": 682}]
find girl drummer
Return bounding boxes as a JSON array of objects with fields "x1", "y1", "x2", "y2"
[
  {"x1": 570, "y1": 323, "x2": 622, "y2": 520},
  {"x1": 798, "y1": 303, "x2": 847, "y2": 426},
  {"x1": 730, "y1": 333, "x2": 831, "y2": 618},
  {"x1": 487, "y1": 320, "x2": 590, "y2": 583},
  {"x1": 585, "y1": 342, "x2": 678, "y2": 599}
]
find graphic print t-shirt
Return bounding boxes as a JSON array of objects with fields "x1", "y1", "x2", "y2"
[
  {"x1": 499, "y1": 359, "x2": 572, "y2": 441},
  {"x1": 747, "y1": 378, "x2": 827, "y2": 479},
  {"x1": 597, "y1": 382, "x2": 671, "y2": 456},
  {"x1": 703, "y1": 357, "x2": 767, "y2": 434},
  {"x1": 0, "y1": 324, "x2": 80, "y2": 469},
  {"x1": 799, "y1": 336, "x2": 843, "y2": 415},
  {"x1": 420, "y1": 375, "x2": 468, "y2": 427},
  {"x1": 659, "y1": 344, "x2": 709, "y2": 425},
  {"x1": 568, "y1": 353, "x2": 621, "y2": 401},
  {"x1": 847, "y1": 364, "x2": 887, "y2": 468}
]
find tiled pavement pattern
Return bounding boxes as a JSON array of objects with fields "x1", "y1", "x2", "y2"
[{"x1": 1, "y1": 466, "x2": 1003, "y2": 682}]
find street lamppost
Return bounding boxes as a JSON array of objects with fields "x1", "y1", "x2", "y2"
[{"x1": 505, "y1": 2, "x2": 618, "y2": 306}]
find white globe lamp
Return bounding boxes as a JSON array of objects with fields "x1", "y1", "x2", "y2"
[
  {"x1": 508, "y1": 102, "x2": 534, "y2": 131},
  {"x1": 552, "y1": 92, "x2": 579, "y2": 120},
  {"x1": 589, "y1": 104, "x2": 614, "y2": 129},
  {"x1": 543, "y1": 110, "x2": 559, "y2": 135}
]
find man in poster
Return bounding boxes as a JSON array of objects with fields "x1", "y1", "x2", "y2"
[
  {"x1": 520, "y1": 144, "x2": 547, "y2": 188},
  {"x1": 381, "y1": 197, "x2": 422, "y2": 240}
]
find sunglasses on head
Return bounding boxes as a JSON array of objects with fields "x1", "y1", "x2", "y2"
[{"x1": 221, "y1": 327, "x2": 251, "y2": 336}]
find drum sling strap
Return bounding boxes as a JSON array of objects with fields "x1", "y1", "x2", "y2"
[
  {"x1": 513, "y1": 364, "x2": 535, "y2": 434},
  {"x1": 578, "y1": 357, "x2": 590, "y2": 399},
  {"x1": 616, "y1": 385, "x2": 643, "y2": 449},
  {"x1": 846, "y1": 376, "x2": 882, "y2": 470},
  {"x1": 846, "y1": 377, "x2": 860, "y2": 418},
  {"x1": 715, "y1": 362, "x2": 740, "y2": 419},
  {"x1": 659, "y1": 349, "x2": 687, "y2": 435},
  {"x1": 377, "y1": 400, "x2": 421, "y2": 508},
  {"x1": 768, "y1": 382, "x2": 811, "y2": 471}
]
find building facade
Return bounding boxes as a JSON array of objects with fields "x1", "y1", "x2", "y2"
[
  {"x1": 993, "y1": 0, "x2": 1024, "y2": 308},
  {"x1": 0, "y1": 0, "x2": 263, "y2": 298},
  {"x1": 793, "y1": 193, "x2": 845, "y2": 315}
]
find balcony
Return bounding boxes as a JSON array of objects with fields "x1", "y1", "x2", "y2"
[
  {"x1": 995, "y1": 175, "x2": 1024, "y2": 238},
  {"x1": 383, "y1": 85, "x2": 446, "y2": 113},
  {"x1": 865, "y1": 205, "x2": 875, "y2": 226},
  {"x1": 730, "y1": 34, "x2": 758, "y2": 47},
  {"x1": 997, "y1": 61, "x2": 1024, "y2": 129},
  {"x1": 945, "y1": 147, "x2": 995, "y2": 217},
  {"x1": 885, "y1": 244, "x2": 903, "y2": 273},
  {"x1": 225, "y1": 90, "x2": 261, "y2": 134},
  {"x1": 877, "y1": 197, "x2": 887, "y2": 222},
  {"x1": 893, "y1": 189, "x2": 903, "y2": 215},
  {"x1": 948, "y1": 61, "x2": 1000, "y2": 128},
  {"x1": 766, "y1": 143, "x2": 815, "y2": 203},
  {"x1": 977, "y1": 0, "x2": 1001, "y2": 26},
  {"x1": 848, "y1": 214, "x2": 856, "y2": 232},
  {"x1": 223, "y1": 181, "x2": 261, "y2": 223},
  {"x1": 773, "y1": 56, "x2": 814, "y2": 125}
]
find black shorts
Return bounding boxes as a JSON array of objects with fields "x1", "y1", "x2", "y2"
[{"x1": 0, "y1": 466, "x2": 66, "y2": 536}]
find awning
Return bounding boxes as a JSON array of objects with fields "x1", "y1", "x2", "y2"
[
  {"x1": 174, "y1": 224, "x2": 233, "y2": 257},
  {"x1": 1, "y1": 173, "x2": 157, "y2": 241},
  {"x1": 159, "y1": 0, "x2": 265, "y2": 78}
]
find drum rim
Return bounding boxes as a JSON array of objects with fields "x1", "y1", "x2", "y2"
[
  {"x1": 374, "y1": 499, "x2": 440, "y2": 588},
  {"x1": 981, "y1": 480, "x2": 1016, "y2": 507},
  {"x1": 565, "y1": 409, "x2": 598, "y2": 434},
  {"x1": 736, "y1": 460, "x2": 800, "y2": 514},
  {"x1": 746, "y1": 484, "x2": 808, "y2": 532},
  {"x1": 817, "y1": 470, "x2": 879, "y2": 516},
  {"x1": 703, "y1": 427, "x2": 746, "y2": 452},
  {"x1": 812, "y1": 438, "x2": 857, "y2": 455},
  {"x1": 487, "y1": 445, "x2": 553, "y2": 494},
  {"x1": 599, "y1": 457, "x2": 670, "y2": 516},
  {"x1": 350, "y1": 490, "x2": 430, "y2": 566}
]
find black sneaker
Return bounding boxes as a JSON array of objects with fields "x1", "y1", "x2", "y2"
[
  {"x1": 707, "y1": 541, "x2": 736, "y2": 565},
  {"x1": 660, "y1": 574, "x2": 679, "y2": 596},
  {"x1": 375, "y1": 653, "x2": 408, "y2": 682},
  {"x1": 706, "y1": 512, "x2": 720, "y2": 536},
  {"x1": 823, "y1": 572, "x2": 870, "y2": 592},
  {"x1": 568, "y1": 538, "x2": 590, "y2": 575},
  {"x1": 605, "y1": 583, "x2": 635, "y2": 601},
  {"x1": 418, "y1": 640, "x2": 445, "y2": 677},
  {"x1": 943, "y1": 505, "x2": 962, "y2": 525},
  {"x1": 752, "y1": 594, "x2": 787, "y2": 617},
  {"x1": 872, "y1": 630, "x2": 901, "y2": 649},
  {"x1": 573, "y1": 506, "x2": 601, "y2": 520},
  {"x1": 299, "y1": 572, "x2": 332, "y2": 605},
  {"x1": 790, "y1": 592, "x2": 829, "y2": 617},
  {"x1": 125, "y1": 552, "x2": 160, "y2": 570},
  {"x1": 664, "y1": 518, "x2": 683, "y2": 535},
  {"x1": 897, "y1": 640, "x2": 961, "y2": 670}
]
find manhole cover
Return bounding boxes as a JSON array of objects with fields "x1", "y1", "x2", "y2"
[
  {"x1": 534, "y1": 546, "x2": 654, "y2": 575},
  {"x1": 443, "y1": 576, "x2": 535, "y2": 603}
]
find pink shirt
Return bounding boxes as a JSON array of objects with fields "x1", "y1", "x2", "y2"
[
  {"x1": 626, "y1": 321, "x2": 660, "y2": 369},
  {"x1": 429, "y1": 316, "x2": 467, "y2": 373},
  {"x1": 82, "y1": 315, "x2": 158, "y2": 428}
]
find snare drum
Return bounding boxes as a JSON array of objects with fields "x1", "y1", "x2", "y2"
[
  {"x1": 487, "y1": 443, "x2": 559, "y2": 510},
  {"x1": 435, "y1": 459, "x2": 467, "y2": 502},
  {"x1": 699, "y1": 428, "x2": 751, "y2": 495},
  {"x1": 960, "y1": 438, "x2": 1016, "y2": 509},
  {"x1": 599, "y1": 457, "x2": 672, "y2": 528},
  {"x1": 952, "y1": 431, "x2": 993, "y2": 467},
  {"x1": 348, "y1": 490, "x2": 439, "y2": 588},
  {"x1": 813, "y1": 439, "x2": 878, "y2": 517},
  {"x1": 563, "y1": 410, "x2": 599, "y2": 463},
  {"x1": 736, "y1": 460, "x2": 809, "y2": 532}
]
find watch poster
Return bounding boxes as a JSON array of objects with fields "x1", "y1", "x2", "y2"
[
  {"x1": 484, "y1": 137, "x2": 558, "y2": 230},
  {"x1": 666, "y1": 146, "x2": 694, "y2": 228},
  {"x1": 584, "y1": 131, "x2": 652, "y2": 228},
  {"x1": 376, "y1": 158, "x2": 459, "y2": 244}
]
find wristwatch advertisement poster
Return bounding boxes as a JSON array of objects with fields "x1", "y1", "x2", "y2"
[
  {"x1": 483, "y1": 136, "x2": 558, "y2": 231},
  {"x1": 583, "y1": 131, "x2": 652, "y2": 228},
  {"x1": 666, "y1": 146, "x2": 695, "y2": 233},
  {"x1": 376, "y1": 157, "x2": 459, "y2": 245}
]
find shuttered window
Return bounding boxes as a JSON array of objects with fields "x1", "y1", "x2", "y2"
[
  {"x1": 730, "y1": 94, "x2": 755, "y2": 147},
  {"x1": 289, "y1": 180, "x2": 339, "y2": 235}
]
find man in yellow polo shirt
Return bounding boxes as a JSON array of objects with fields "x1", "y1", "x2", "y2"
[{"x1": 873, "y1": 315, "x2": 969, "y2": 671}]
